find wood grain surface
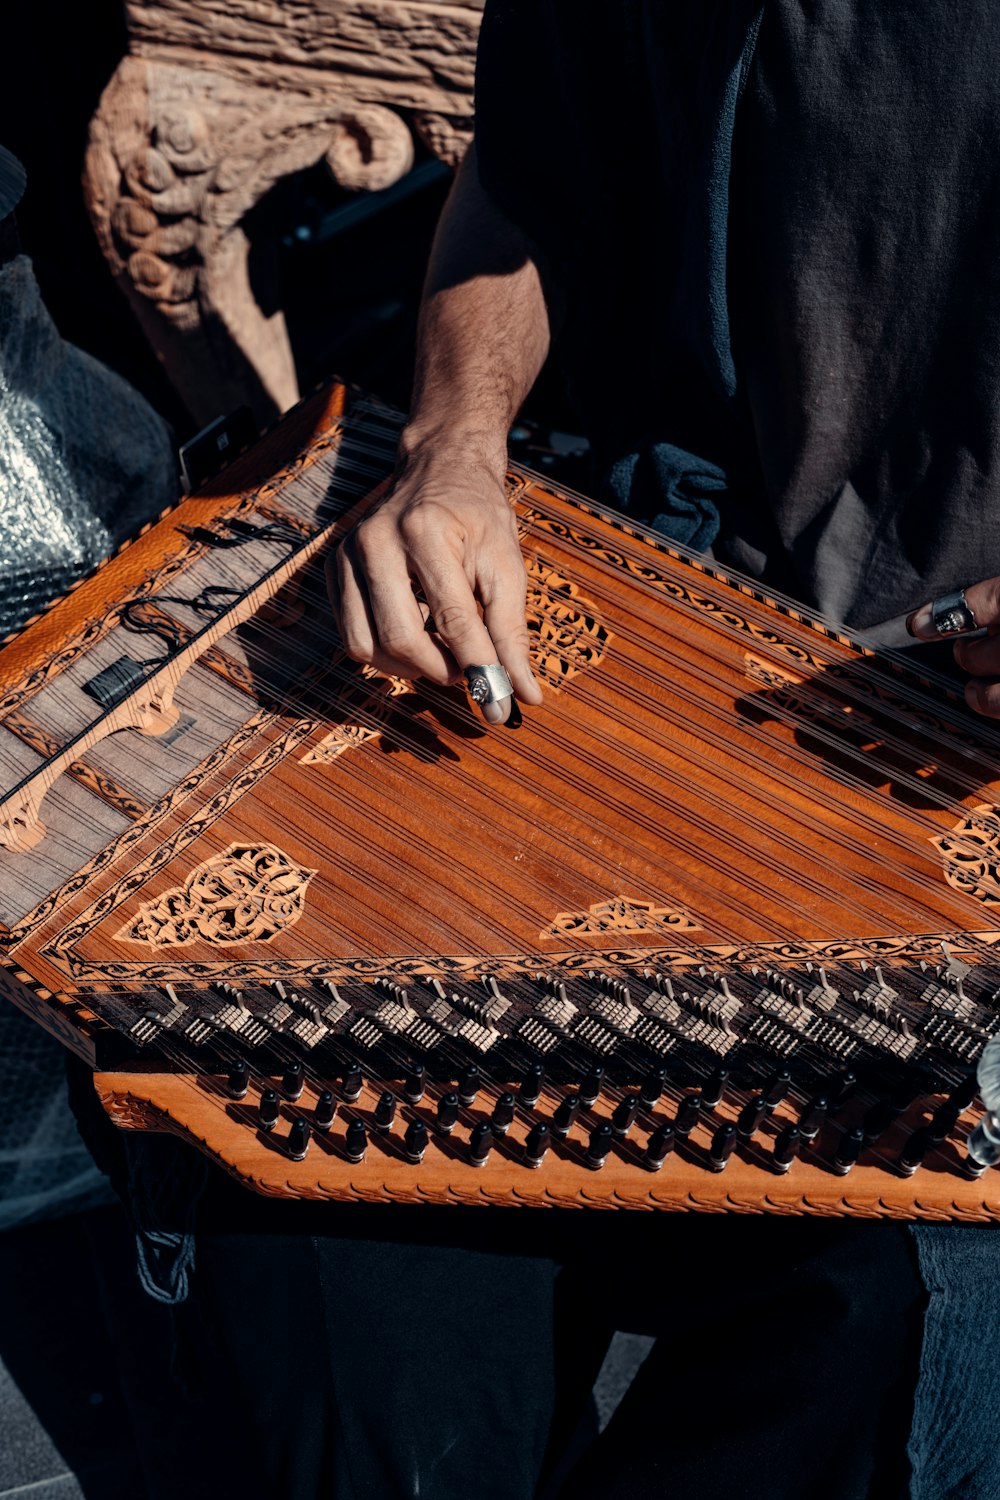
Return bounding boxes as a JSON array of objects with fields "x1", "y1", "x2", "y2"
[{"x1": 2, "y1": 380, "x2": 1000, "y2": 1217}]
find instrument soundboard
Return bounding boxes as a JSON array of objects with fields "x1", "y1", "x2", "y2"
[{"x1": 2, "y1": 381, "x2": 1000, "y2": 1220}]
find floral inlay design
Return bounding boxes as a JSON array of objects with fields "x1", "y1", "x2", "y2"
[
  {"x1": 117, "y1": 842, "x2": 317, "y2": 946},
  {"x1": 744, "y1": 653, "x2": 801, "y2": 692},
  {"x1": 526, "y1": 558, "x2": 611, "y2": 688},
  {"x1": 302, "y1": 667, "x2": 411, "y2": 765},
  {"x1": 933, "y1": 805, "x2": 1000, "y2": 909},
  {"x1": 541, "y1": 897, "x2": 700, "y2": 941}
]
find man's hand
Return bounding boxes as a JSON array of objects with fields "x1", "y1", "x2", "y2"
[
  {"x1": 910, "y1": 578, "x2": 1000, "y2": 717},
  {"x1": 325, "y1": 142, "x2": 557, "y2": 722},
  {"x1": 327, "y1": 444, "x2": 543, "y2": 724}
]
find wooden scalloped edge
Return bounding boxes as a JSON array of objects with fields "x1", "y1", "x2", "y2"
[{"x1": 95, "y1": 1075, "x2": 1000, "y2": 1222}]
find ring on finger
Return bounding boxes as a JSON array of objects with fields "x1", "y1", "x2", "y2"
[
  {"x1": 931, "y1": 589, "x2": 979, "y2": 635},
  {"x1": 465, "y1": 663, "x2": 514, "y2": 706}
]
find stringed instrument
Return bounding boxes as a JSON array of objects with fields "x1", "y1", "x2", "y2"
[{"x1": 3, "y1": 379, "x2": 1000, "y2": 1220}]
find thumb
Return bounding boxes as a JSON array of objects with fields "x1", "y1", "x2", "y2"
[{"x1": 909, "y1": 578, "x2": 1000, "y2": 640}]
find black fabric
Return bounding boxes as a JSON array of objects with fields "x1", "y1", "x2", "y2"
[
  {"x1": 194, "y1": 1181, "x2": 922, "y2": 1500},
  {"x1": 476, "y1": 0, "x2": 1000, "y2": 629},
  {"x1": 68, "y1": 1062, "x2": 923, "y2": 1499}
]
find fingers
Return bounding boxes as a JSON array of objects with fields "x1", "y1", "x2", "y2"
[
  {"x1": 415, "y1": 548, "x2": 518, "y2": 724},
  {"x1": 964, "y1": 678, "x2": 1000, "y2": 717},
  {"x1": 958, "y1": 577, "x2": 1000, "y2": 631},
  {"x1": 956, "y1": 632, "x2": 1000, "y2": 718},
  {"x1": 909, "y1": 577, "x2": 1000, "y2": 640},
  {"x1": 479, "y1": 561, "x2": 544, "y2": 708},
  {"x1": 325, "y1": 542, "x2": 455, "y2": 685},
  {"x1": 906, "y1": 577, "x2": 1000, "y2": 718},
  {"x1": 326, "y1": 480, "x2": 543, "y2": 727}
]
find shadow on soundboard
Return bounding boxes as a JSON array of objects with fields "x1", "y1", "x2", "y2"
[
  {"x1": 232, "y1": 581, "x2": 492, "y2": 768},
  {"x1": 735, "y1": 649, "x2": 997, "y2": 813}
]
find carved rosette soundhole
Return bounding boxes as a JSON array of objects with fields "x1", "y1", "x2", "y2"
[
  {"x1": 541, "y1": 897, "x2": 700, "y2": 941},
  {"x1": 302, "y1": 669, "x2": 411, "y2": 765},
  {"x1": 526, "y1": 558, "x2": 611, "y2": 689},
  {"x1": 743, "y1": 653, "x2": 878, "y2": 736},
  {"x1": 933, "y1": 805, "x2": 1000, "y2": 908},
  {"x1": 744, "y1": 654, "x2": 802, "y2": 693},
  {"x1": 117, "y1": 842, "x2": 317, "y2": 947}
]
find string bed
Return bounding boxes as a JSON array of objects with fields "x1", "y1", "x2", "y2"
[{"x1": 6, "y1": 393, "x2": 1000, "y2": 1200}]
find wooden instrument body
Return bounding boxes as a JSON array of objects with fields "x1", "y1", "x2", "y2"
[{"x1": 2, "y1": 381, "x2": 1000, "y2": 1220}]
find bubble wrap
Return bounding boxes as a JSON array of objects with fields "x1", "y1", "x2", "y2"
[
  {"x1": 0, "y1": 253, "x2": 176, "y2": 635},
  {"x1": 0, "y1": 253, "x2": 177, "y2": 1228},
  {"x1": 0, "y1": 1011, "x2": 113, "y2": 1231}
]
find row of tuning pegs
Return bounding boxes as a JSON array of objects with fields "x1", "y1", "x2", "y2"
[{"x1": 225, "y1": 1055, "x2": 982, "y2": 1177}]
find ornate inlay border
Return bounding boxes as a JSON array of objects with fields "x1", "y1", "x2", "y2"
[{"x1": 65, "y1": 927, "x2": 1000, "y2": 990}]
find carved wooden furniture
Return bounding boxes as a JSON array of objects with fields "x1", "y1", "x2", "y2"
[
  {"x1": 83, "y1": 1, "x2": 481, "y2": 426},
  {"x1": 2, "y1": 381, "x2": 1000, "y2": 1219}
]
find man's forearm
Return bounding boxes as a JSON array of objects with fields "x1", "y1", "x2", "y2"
[{"x1": 400, "y1": 144, "x2": 558, "y2": 477}]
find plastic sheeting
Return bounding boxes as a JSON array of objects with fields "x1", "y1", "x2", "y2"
[
  {"x1": 0, "y1": 253, "x2": 177, "y2": 1227},
  {"x1": 0, "y1": 254, "x2": 176, "y2": 633}
]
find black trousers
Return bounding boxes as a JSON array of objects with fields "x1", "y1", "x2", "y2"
[{"x1": 157, "y1": 1177, "x2": 923, "y2": 1500}]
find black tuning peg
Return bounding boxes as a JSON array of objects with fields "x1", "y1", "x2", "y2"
[
  {"x1": 287, "y1": 1119, "x2": 310, "y2": 1161},
  {"x1": 645, "y1": 1122, "x2": 675, "y2": 1172},
  {"x1": 403, "y1": 1119, "x2": 429, "y2": 1164},
  {"x1": 772, "y1": 1125, "x2": 801, "y2": 1174},
  {"x1": 519, "y1": 1062, "x2": 545, "y2": 1108},
  {"x1": 580, "y1": 1066, "x2": 605, "y2": 1108},
  {"x1": 226, "y1": 1059, "x2": 249, "y2": 1100},
  {"x1": 341, "y1": 1062, "x2": 363, "y2": 1103},
  {"x1": 552, "y1": 1093, "x2": 581, "y2": 1138},
  {"x1": 468, "y1": 1121, "x2": 493, "y2": 1167},
  {"x1": 314, "y1": 1090, "x2": 336, "y2": 1131},
  {"x1": 611, "y1": 1094, "x2": 640, "y2": 1138},
  {"x1": 403, "y1": 1062, "x2": 425, "y2": 1104},
  {"x1": 585, "y1": 1122, "x2": 613, "y2": 1170},
  {"x1": 345, "y1": 1118, "x2": 368, "y2": 1163},
  {"x1": 373, "y1": 1091, "x2": 397, "y2": 1132},
  {"x1": 282, "y1": 1061, "x2": 304, "y2": 1101}
]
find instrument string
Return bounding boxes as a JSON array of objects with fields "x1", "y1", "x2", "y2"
[
  {"x1": 211, "y1": 562, "x2": 988, "y2": 945},
  {"x1": 39, "y1": 408, "x2": 983, "y2": 1158}
]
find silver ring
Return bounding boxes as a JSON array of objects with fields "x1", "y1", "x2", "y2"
[
  {"x1": 464, "y1": 663, "x2": 513, "y2": 706},
  {"x1": 931, "y1": 590, "x2": 979, "y2": 635}
]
